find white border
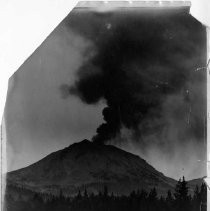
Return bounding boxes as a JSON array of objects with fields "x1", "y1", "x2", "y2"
[{"x1": 206, "y1": 26, "x2": 210, "y2": 211}]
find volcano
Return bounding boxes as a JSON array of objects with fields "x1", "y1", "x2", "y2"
[{"x1": 6, "y1": 140, "x2": 201, "y2": 196}]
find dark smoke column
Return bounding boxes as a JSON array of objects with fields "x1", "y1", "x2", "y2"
[{"x1": 67, "y1": 10, "x2": 206, "y2": 145}]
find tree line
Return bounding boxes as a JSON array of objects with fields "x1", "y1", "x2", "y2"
[{"x1": 4, "y1": 177, "x2": 207, "y2": 211}]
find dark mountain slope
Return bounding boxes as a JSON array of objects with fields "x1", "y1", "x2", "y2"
[{"x1": 7, "y1": 140, "x2": 199, "y2": 196}]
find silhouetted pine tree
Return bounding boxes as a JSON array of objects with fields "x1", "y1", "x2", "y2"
[
  {"x1": 103, "y1": 185, "x2": 108, "y2": 197},
  {"x1": 166, "y1": 190, "x2": 174, "y2": 211},
  {"x1": 148, "y1": 187, "x2": 158, "y2": 201},
  {"x1": 200, "y1": 183, "x2": 207, "y2": 211},
  {"x1": 83, "y1": 188, "x2": 88, "y2": 198},
  {"x1": 192, "y1": 185, "x2": 201, "y2": 211},
  {"x1": 76, "y1": 190, "x2": 82, "y2": 200},
  {"x1": 148, "y1": 187, "x2": 158, "y2": 211},
  {"x1": 174, "y1": 176, "x2": 191, "y2": 211},
  {"x1": 138, "y1": 189, "x2": 147, "y2": 210}
]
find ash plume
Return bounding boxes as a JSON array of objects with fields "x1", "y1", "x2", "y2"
[{"x1": 65, "y1": 9, "x2": 206, "y2": 146}]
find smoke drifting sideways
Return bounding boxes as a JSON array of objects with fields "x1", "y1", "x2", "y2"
[
  {"x1": 61, "y1": 8, "x2": 207, "y2": 178},
  {"x1": 60, "y1": 9, "x2": 206, "y2": 178}
]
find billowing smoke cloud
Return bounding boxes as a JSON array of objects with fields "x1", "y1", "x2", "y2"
[
  {"x1": 61, "y1": 8, "x2": 206, "y2": 178},
  {"x1": 65, "y1": 9, "x2": 206, "y2": 146}
]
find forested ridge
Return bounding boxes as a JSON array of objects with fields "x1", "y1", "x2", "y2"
[{"x1": 4, "y1": 177, "x2": 206, "y2": 211}]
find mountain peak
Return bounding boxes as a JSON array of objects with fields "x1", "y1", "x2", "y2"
[
  {"x1": 66, "y1": 139, "x2": 92, "y2": 150},
  {"x1": 75, "y1": 139, "x2": 91, "y2": 145},
  {"x1": 7, "y1": 140, "x2": 177, "y2": 196}
]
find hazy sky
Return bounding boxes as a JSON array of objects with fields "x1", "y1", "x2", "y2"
[
  {"x1": 5, "y1": 17, "x2": 105, "y2": 172},
  {"x1": 5, "y1": 7, "x2": 206, "y2": 180}
]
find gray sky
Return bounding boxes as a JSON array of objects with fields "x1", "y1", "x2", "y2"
[{"x1": 5, "y1": 22, "x2": 105, "y2": 172}]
